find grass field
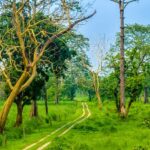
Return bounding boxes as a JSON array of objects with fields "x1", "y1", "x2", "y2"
[
  {"x1": 0, "y1": 101, "x2": 81, "y2": 150},
  {"x1": 0, "y1": 100, "x2": 150, "y2": 150},
  {"x1": 46, "y1": 101, "x2": 150, "y2": 150}
]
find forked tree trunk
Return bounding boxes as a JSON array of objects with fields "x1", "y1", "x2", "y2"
[
  {"x1": 30, "y1": 100, "x2": 38, "y2": 117},
  {"x1": 119, "y1": 0, "x2": 126, "y2": 117},
  {"x1": 14, "y1": 100, "x2": 23, "y2": 127},
  {"x1": 0, "y1": 71, "x2": 27, "y2": 133}
]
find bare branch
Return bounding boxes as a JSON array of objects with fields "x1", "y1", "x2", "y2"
[
  {"x1": 124, "y1": 0, "x2": 139, "y2": 8},
  {"x1": 111, "y1": 0, "x2": 139, "y2": 9},
  {"x1": 61, "y1": 0, "x2": 71, "y2": 25},
  {"x1": 0, "y1": 69, "x2": 13, "y2": 90},
  {"x1": 110, "y1": 0, "x2": 119, "y2": 4},
  {"x1": 12, "y1": 1, "x2": 28, "y2": 66},
  {"x1": 32, "y1": 10, "x2": 96, "y2": 67}
]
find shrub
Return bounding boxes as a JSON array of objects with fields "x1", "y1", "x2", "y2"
[
  {"x1": 0, "y1": 134, "x2": 7, "y2": 146},
  {"x1": 6, "y1": 127, "x2": 23, "y2": 139}
]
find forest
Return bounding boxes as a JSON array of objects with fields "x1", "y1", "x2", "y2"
[{"x1": 0, "y1": 0, "x2": 149, "y2": 150}]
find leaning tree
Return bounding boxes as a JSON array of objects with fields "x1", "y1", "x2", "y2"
[{"x1": 0, "y1": 0, "x2": 95, "y2": 133}]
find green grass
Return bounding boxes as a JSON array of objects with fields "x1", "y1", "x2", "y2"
[
  {"x1": 1, "y1": 100, "x2": 150, "y2": 150},
  {"x1": 46, "y1": 101, "x2": 150, "y2": 150},
  {"x1": 0, "y1": 100, "x2": 82, "y2": 150}
]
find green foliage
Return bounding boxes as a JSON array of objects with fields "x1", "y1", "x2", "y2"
[
  {"x1": 104, "y1": 24, "x2": 150, "y2": 110},
  {"x1": 6, "y1": 127, "x2": 23, "y2": 140},
  {"x1": 61, "y1": 49, "x2": 93, "y2": 101}
]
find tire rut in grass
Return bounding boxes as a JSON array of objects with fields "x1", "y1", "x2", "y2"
[{"x1": 23, "y1": 102, "x2": 91, "y2": 150}]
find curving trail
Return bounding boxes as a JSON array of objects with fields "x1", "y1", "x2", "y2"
[{"x1": 23, "y1": 102, "x2": 91, "y2": 150}]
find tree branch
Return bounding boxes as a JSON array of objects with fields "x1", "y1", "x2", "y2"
[
  {"x1": 110, "y1": 0, "x2": 119, "y2": 4},
  {"x1": 124, "y1": 0, "x2": 139, "y2": 9},
  {"x1": 0, "y1": 69, "x2": 13, "y2": 90},
  {"x1": 31, "y1": 10, "x2": 96, "y2": 67},
  {"x1": 19, "y1": 65, "x2": 37, "y2": 93},
  {"x1": 12, "y1": 1, "x2": 28, "y2": 66}
]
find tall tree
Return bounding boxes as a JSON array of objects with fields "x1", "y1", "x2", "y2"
[
  {"x1": 111, "y1": 0, "x2": 138, "y2": 117},
  {"x1": 0, "y1": 1, "x2": 96, "y2": 133},
  {"x1": 106, "y1": 24, "x2": 150, "y2": 115}
]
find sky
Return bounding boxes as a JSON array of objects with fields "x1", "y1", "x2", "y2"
[{"x1": 77, "y1": 0, "x2": 150, "y2": 67}]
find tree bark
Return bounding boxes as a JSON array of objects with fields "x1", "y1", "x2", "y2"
[
  {"x1": 30, "y1": 100, "x2": 38, "y2": 117},
  {"x1": 44, "y1": 84, "x2": 48, "y2": 115},
  {"x1": 96, "y1": 89, "x2": 102, "y2": 110},
  {"x1": 55, "y1": 77, "x2": 60, "y2": 104},
  {"x1": 88, "y1": 90, "x2": 92, "y2": 102},
  {"x1": 0, "y1": 71, "x2": 27, "y2": 133},
  {"x1": 126, "y1": 97, "x2": 134, "y2": 116},
  {"x1": 144, "y1": 86, "x2": 148, "y2": 104},
  {"x1": 119, "y1": 0, "x2": 126, "y2": 117},
  {"x1": 14, "y1": 100, "x2": 23, "y2": 127},
  {"x1": 114, "y1": 87, "x2": 120, "y2": 112},
  {"x1": 92, "y1": 72, "x2": 102, "y2": 110}
]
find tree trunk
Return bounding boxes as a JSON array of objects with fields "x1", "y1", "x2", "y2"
[
  {"x1": 144, "y1": 86, "x2": 148, "y2": 104},
  {"x1": 114, "y1": 88, "x2": 119, "y2": 112},
  {"x1": 55, "y1": 77, "x2": 59, "y2": 104},
  {"x1": 0, "y1": 71, "x2": 27, "y2": 133},
  {"x1": 30, "y1": 100, "x2": 38, "y2": 117},
  {"x1": 14, "y1": 100, "x2": 23, "y2": 127},
  {"x1": 44, "y1": 84, "x2": 48, "y2": 115},
  {"x1": 88, "y1": 90, "x2": 92, "y2": 102},
  {"x1": 92, "y1": 72, "x2": 102, "y2": 110},
  {"x1": 119, "y1": 0, "x2": 126, "y2": 117},
  {"x1": 96, "y1": 89, "x2": 102, "y2": 110},
  {"x1": 126, "y1": 97, "x2": 134, "y2": 116}
]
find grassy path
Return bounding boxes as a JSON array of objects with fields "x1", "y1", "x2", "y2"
[{"x1": 22, "y1": 102, "x2": 91, "y2": 150}]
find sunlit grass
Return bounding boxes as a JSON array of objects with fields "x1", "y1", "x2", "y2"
[
  {"x1": 0, "y1": 100, "x2": 150, "y2": 150},
  {"x1": 47, "y1": 101, "x2": 150, "y2": 150},
  {"x1": 0, "y1": 100, "x2": 81, "y2": 150}
]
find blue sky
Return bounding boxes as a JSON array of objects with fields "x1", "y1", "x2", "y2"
[
  {"x1": 78, "y1": 0, "x2": 150, "y2": 67},
  {"x1": 78, "y1": 0, "x2": 150, "y2": 46}
]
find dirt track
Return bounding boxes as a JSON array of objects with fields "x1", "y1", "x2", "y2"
[{"x1": 23, "y1": 102, "x2": 91, "y2": 150}]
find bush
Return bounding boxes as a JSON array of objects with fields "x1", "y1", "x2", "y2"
[
  {"x1": 24, "y1": 117, "x2": 44, "y2": 134},
  {"x1": 141, "y1": 118, "x2": 150, "y2": 129},
  {"x1": 45, "y1": 115, "x2": 52, "y2": 126},
  {"x1": 6, "y1": 127, "x2": 23, "y2": 139}
]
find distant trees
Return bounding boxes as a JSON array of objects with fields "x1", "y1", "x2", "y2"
[{"x1": 62, "y1": 47, "x2": 91, "y2": 101}]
